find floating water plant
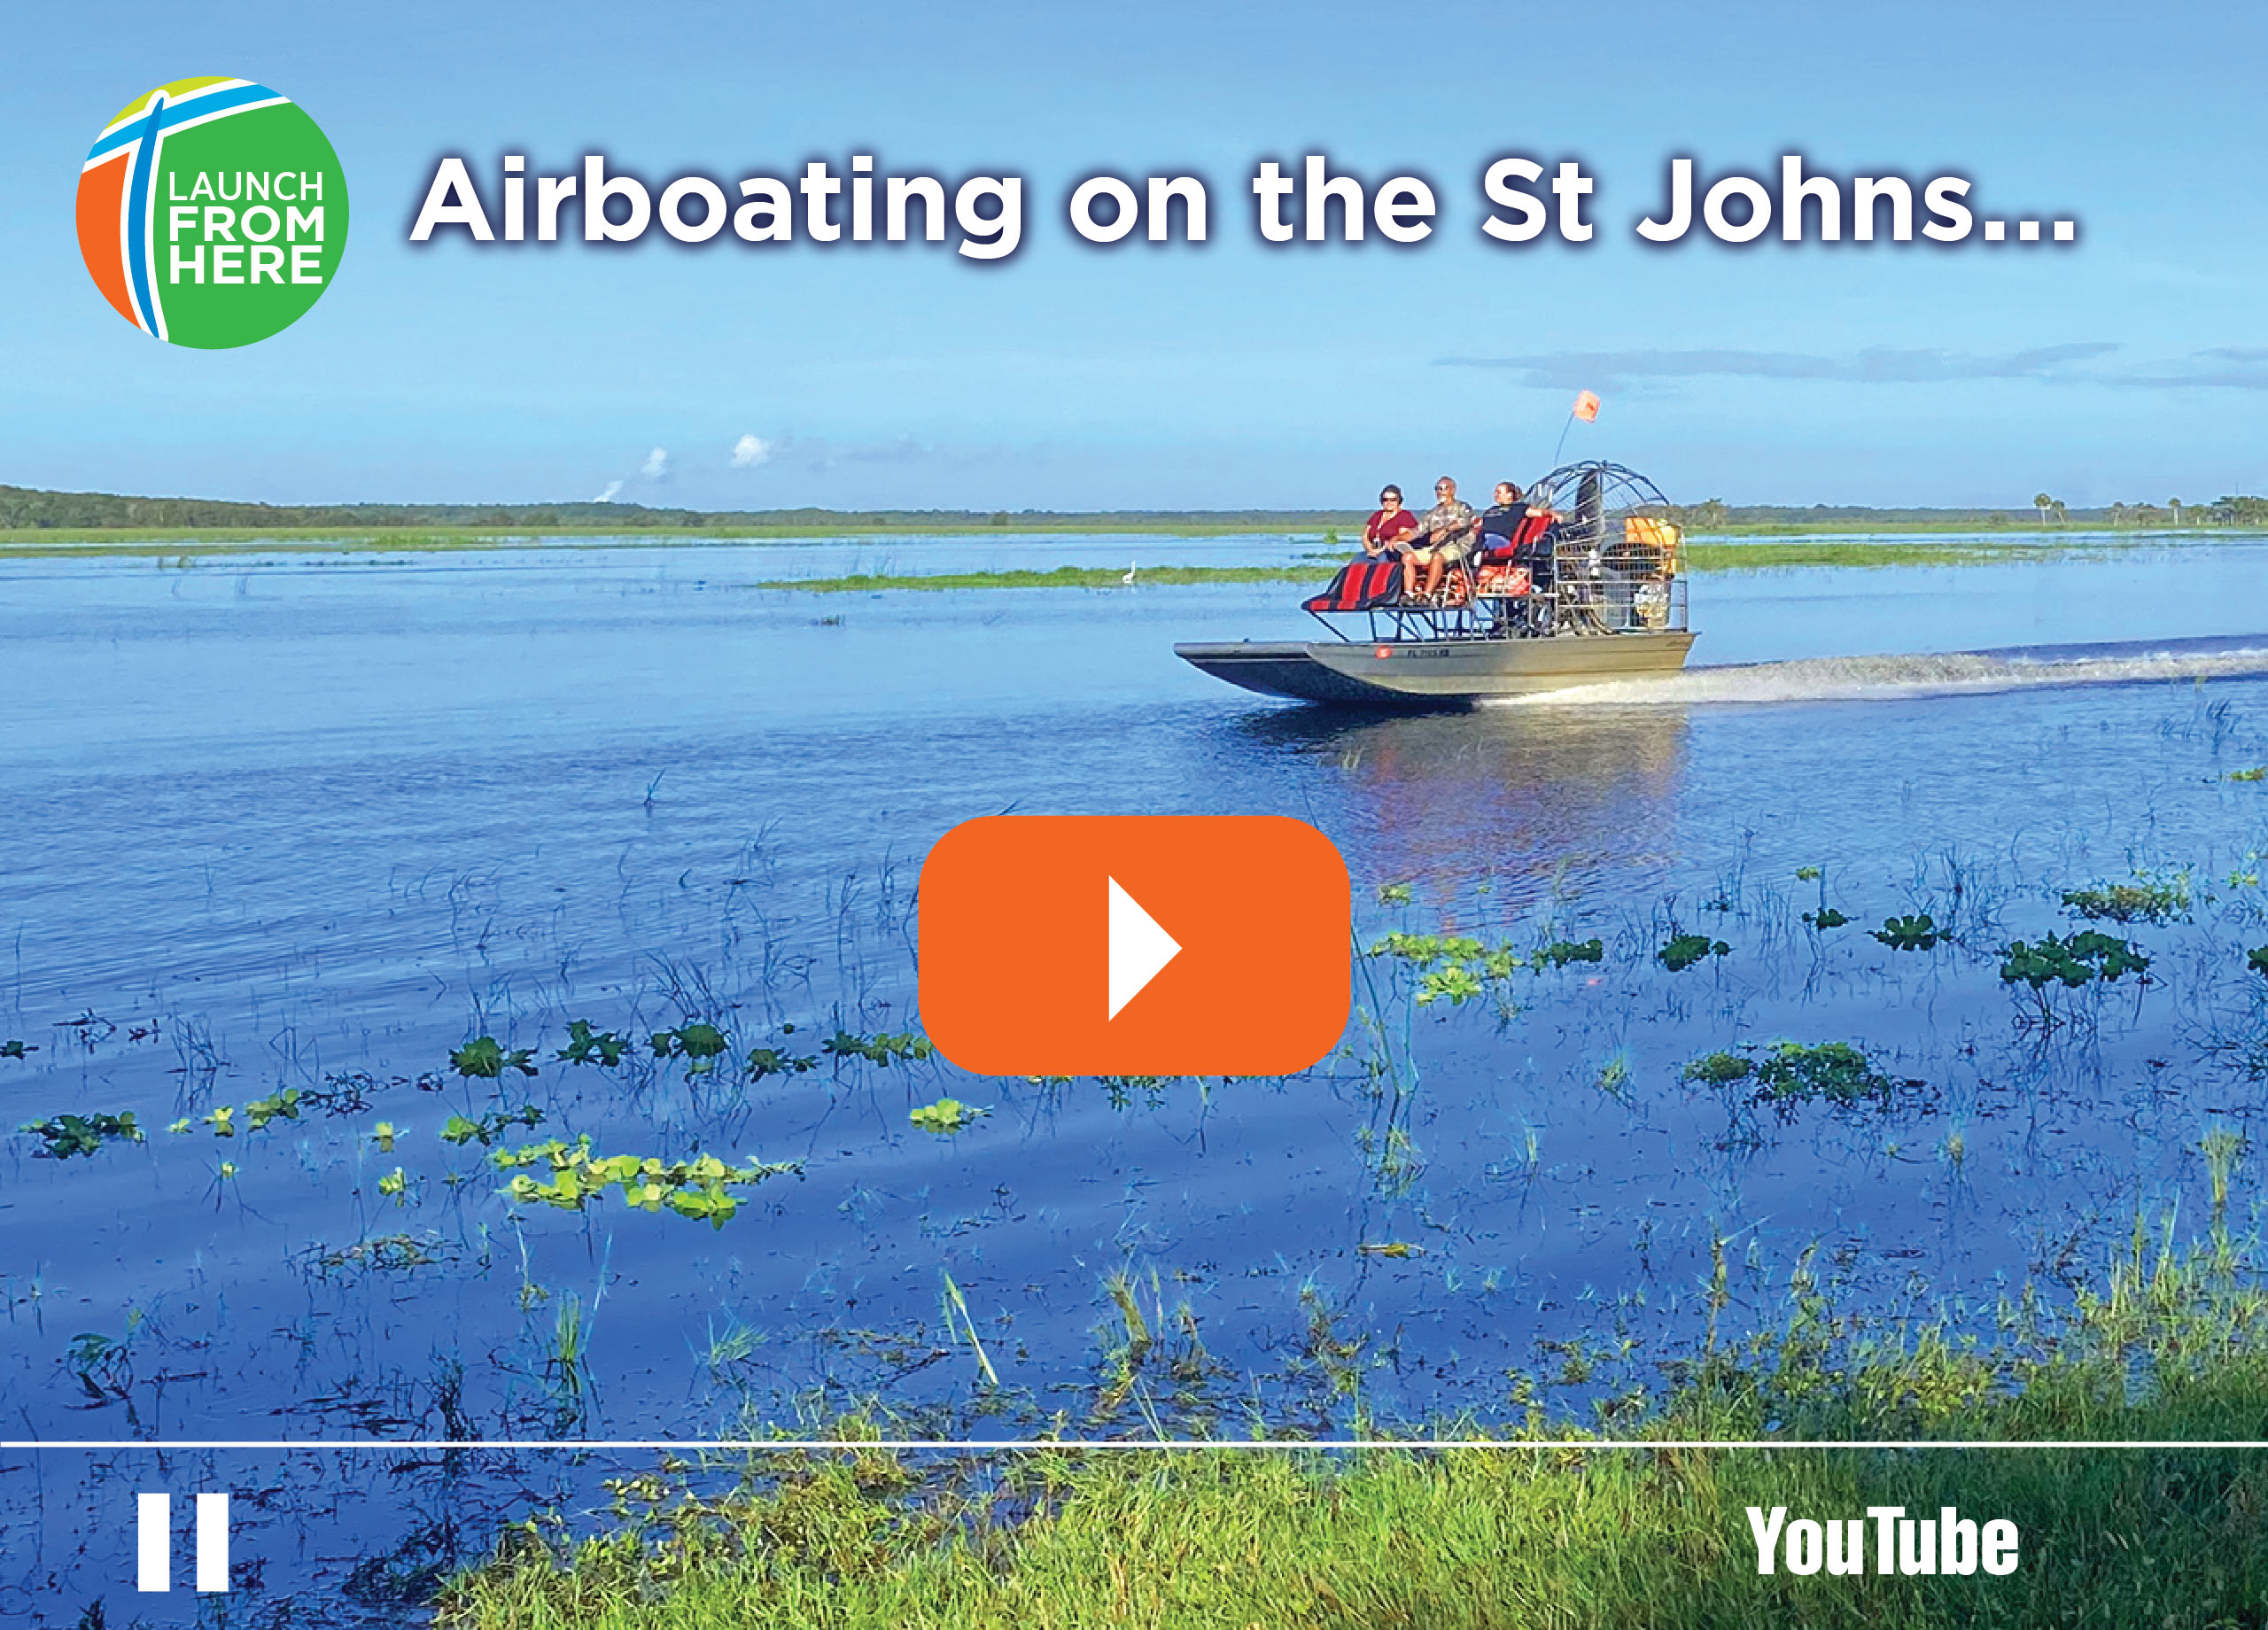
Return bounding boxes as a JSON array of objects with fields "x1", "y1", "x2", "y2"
[
  {"x1": 492, "y1": 1136, "x2": 800, "y2": 1228},
  {"x1": 1802, "y1": 907, "x2": 1850, "y2": 929},
  {"x1": 0, "y1": 1040, "x2": 35, "y2": 1059},
  {"x1": 909, "y1": 1098, "x2": 988, "y2": 1135},
  {"x1": 1370, "y1": 931, "x2": 1485, "y2": 969},
  {"x1": 1357, "y1": 1241, "x2": 1424, "y2": 1258},
  {"x1": 377, "y1": 1168, "x2": 408, "y2": 1201},
  {"x1": 649, "y1": 1023, "x2": 731, "y2": 1072},
  {"x1": 1370, "y1": 931, "x2": 1523, "y2": 1004},
  {"x1": 1532, "y1": 937, "x2": 1604, "y2": 969},
  {"x1": 746, "y1": 1045, "x2": 818, "y2": 1081},
  {"x1": 2248, "y1": 946, "x2": 2268, "y2": 978},
  {"x1": 554, "y1": 1020, "x2": 632, "y2": 1068},
  {"x1": 1748, "y1": 1042, "x2": 1902, "y2": 1117},
  {"x1": 453, "y1": 1036, "x2": 538, "y2": 1080},
  {"x1": 2000, "y1": 930, "x2": 2150, "y2": 990},
  {"x1": 1657, "y1": 932, "x2": 1729, "y2": 972},
  {"x1": 22, "y1": 1111, "x2": 143, "y2": 1159},
  {"x1": 2060, "y1": 873, "x2": 2189, "y2": 924},
  {"x1": 244, "y1": 1088, "x2": 302, "y2": 1131},
  {"x1": 1686, "y1": 1041, "x2": 1909, "y2": 1120},
  {"x1": 822, "y1": 1029, "x2": 934, "y2": 1067},
  {"x1": 1415, "y1": 966, "x2": 1487, "y2": 1006},
  {"x1": 1872, "y1": 912, "x2": 1942, "y2": 951},
  {"x1": 440, "y1": 1105, "x2": 542, "y2": 1147},
  {"x1": 370, "y1": 1123, "x2": 398, "y2": 1153},
  {"x1": 1376, "y1": 881, "x2": 1414, "y2": 906},
  {"x1": 1681, "y1": 1051, "x2": 1755, "y2": 1087},
  {"x1": 2229, "y1": 765, "x2": 2268, "y2": 781}
]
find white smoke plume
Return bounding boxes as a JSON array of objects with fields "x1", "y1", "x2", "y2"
[
  {"x1": 641, "y1": 446, "x2": 670, "y2": 479},
  {"x1": 593, "y1": 479, "x2": 623, "y2": 502}
]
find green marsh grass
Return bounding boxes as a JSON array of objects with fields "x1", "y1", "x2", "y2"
[{"x1": 440, "y1": 1203, "x2": 2268, "y2": 1629}]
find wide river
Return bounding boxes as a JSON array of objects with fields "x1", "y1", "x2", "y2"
[{"x1": 8, "y1": 533, "x2": 2268, "y2": 1622}]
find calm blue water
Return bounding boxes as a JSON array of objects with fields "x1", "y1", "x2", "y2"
[{"x1": 9, "y1": 536, "x2": 2268, "y2": 1622}]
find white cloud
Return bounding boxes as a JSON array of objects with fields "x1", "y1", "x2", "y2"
[
  {"x1": 730, "y1": 433, "x2": 773, "y2": 469},
  {"x1": 641, "y1": 446, "x2": 670, "y2": 479},
  {"x1": 594, "y1": 479, "x2": 623, "y2": 502}
]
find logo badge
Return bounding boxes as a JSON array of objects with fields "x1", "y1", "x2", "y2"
[
  {"x1": 77, "y1": 79, "x2": 348, "y2": 348},
  {"x1": 919, "y1": 815, "x2": 1351, "y2": 1076}
]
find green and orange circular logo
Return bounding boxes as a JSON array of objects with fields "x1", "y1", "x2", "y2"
[{"x1": 76, "y1": 78, "x2": 349, "y2": 348}]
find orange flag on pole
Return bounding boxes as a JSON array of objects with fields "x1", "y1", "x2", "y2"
[{"x1": 1572, "y1": 390, "x2": 1601, "y2": 423}]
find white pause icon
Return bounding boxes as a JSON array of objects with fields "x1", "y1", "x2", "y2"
[{"x1": 136, "y1": 1492, "x2": 229, "y2": 1593}]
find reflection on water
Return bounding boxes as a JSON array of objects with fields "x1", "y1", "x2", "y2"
[{"x1": 1236, "y1": 705, "x2": 1690, "y2": 905}]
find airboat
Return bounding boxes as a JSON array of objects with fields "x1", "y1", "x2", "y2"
[{"x1": 1177, "y1": 462, "x2": 1696, "y2": 706}]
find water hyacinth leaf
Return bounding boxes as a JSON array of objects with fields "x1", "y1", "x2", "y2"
[
  {"x1": 554, "y1": 1020, "x2": 631, "y2": 1068},
  {"x1": 22, "y1": 1111, "x2": 143, "y2": 1159},
  {"x1": 650, "y1": 1022, "x2": 731, "y2": 1064},
  {"x1": 1657, "y1": 933, "x2": 1729, "y2": 973},
  {"x1": 1872, "y1": 913, "x2": 1941, "y2": 951},
  {"x1": 440, "y1": 1105, "x2": 543, "y2": 1147},
  {"x1": 1533, "y1": 938, "x2": 1605, "y2": 969},
  {"x1": 453, "y1": 1036, "x2": 537, "y2": 1080},
  {"x1": 2000, "y1": 931, "x2": 2150, "y2": 990},
  {"x1": 747, "y1": 1045, "x2": 818, "y2": 1081},
  {"x1": 910, "y1": 1098, "x2": 989, "y2": 1134},
  {"x1": 493, "y1": 1133, "x2": 798, "y2": 1225},
  {"x1": 244, "y1": 1089, "x2": 301, "y2": 1131},
  {"x1": 823, "y1": 1029, "x2": 935, "y2": 1067},
  {"x1": 2060, "y1": 876, "x2": 2188, "y2": 925},
  {"x1": 1681, "y1": 1051, "x2": 1755, "y2": 1086}
]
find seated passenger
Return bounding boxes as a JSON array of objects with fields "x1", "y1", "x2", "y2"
[
  {"x1": 1362, "y1": 485, "x2": 1419, "y2": 559},
  {"x1": 1403, "y1": 475, "x2": 1479, "y2": 600},
  {"x1": 1479, "y1": 481, "x2": 1526, "y2": 550}
]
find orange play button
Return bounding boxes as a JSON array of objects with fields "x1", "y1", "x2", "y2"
[{"x1": 919, "y1": 815, "x2": 1350, "y2": 1075}]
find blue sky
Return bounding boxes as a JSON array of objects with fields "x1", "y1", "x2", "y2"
[{"x1": 6, "y1": 1, "x2": 2264, "y2": 510}]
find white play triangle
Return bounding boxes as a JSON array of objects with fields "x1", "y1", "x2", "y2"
[{"x1": 1107, "y1": 875, "x2": 1182, "y2": 1020}]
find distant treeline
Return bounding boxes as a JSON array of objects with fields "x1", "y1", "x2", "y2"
[
  {"x1": 1672, "y1": 495, "x2": 2268, "y2": 529},
  {"x1": 0, "y1": 485, "x2": 1358, "y2": 533},
  {"x1": 5, "y1": 483, "x2": 2267, "y2": 534}
]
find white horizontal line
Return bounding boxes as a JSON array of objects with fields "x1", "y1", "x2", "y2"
[{"x1": 9, "y1": 1439, "x2": 2268, "y2": 1453}]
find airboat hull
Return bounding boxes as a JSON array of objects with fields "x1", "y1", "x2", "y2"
[{"x1": 1175, "y1": 632, "x2": 1697, "y2": 707}]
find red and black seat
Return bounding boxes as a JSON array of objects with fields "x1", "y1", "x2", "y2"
[
  {"x1": 1302, "y1": 558, "x2": 1404, "y2": 613},
  {"x1": 1479, "y1": 508, "x2": 1553, "y2": 568}
]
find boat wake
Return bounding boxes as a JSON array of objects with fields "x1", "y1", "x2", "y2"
[{"x1": 1493, "y1": 634, "x2": 2268, "y2": 708}]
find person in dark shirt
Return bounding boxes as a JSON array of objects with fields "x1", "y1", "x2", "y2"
[{"x1": 1479, "y1": 481, "x2": 1526, "y2": 548}]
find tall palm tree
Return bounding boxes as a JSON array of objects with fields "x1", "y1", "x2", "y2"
[
  {"x1": 2169, "y1": 497, "x2": 2185, "y2": 525},
  {"x1": 2033, "y1": 492, "x2": 2052, "y2": 524}
]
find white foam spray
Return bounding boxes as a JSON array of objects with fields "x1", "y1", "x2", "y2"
[{"x1": 1490, "y1": 637, "x2": 2268, "y2": 709}]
